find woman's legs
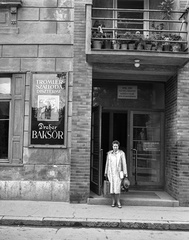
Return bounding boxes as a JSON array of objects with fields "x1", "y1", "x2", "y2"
[
  {"x1": 115, "y1": 194, "x2": 122, "y2": 208},
  {"x1": 111, "y1": 194, "x2": 116, "y2": 206}
]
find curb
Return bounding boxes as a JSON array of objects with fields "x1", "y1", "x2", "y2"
[{"x1": 0, "y1": 217, "x2": 189, "y2": 230}]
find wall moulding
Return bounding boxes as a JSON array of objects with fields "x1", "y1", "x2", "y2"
[{"x1": 0, "y1": 0, "x2": 22, "y2": 27}]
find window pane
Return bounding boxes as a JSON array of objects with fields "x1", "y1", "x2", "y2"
[
  {"x1": 0, "y1": 102, "x2": 9, "y2": 159},
  {"x1": 0, "y1": 78, "x2": 11, "y2": 94}
]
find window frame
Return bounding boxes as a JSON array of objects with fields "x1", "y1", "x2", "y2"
[
  {"x1": 0, "y1": 76, "x2": 12, "y2": 163},
  {"x1": 113, "y1": 0, "x2": 149, "y2": 35}
]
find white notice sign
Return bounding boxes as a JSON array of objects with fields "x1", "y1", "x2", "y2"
[{"x1": 117, "y1": 85, "x2": 137, "y2": 99}]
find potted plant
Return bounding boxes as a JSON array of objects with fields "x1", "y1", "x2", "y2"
[
  {"x1": 127, "y1": 32, "x2": 137, "y2": 50},
  {"x1": 103, "y1": 33, "x2": 112, "y2": 49},
  {"x1": 135, "y1": 31, "x2": 145, "y2": 50},
  {"x1": 119, "y1": 32, "x2": 132, "y2": 50},
  {"x1": 144, "y1": 35, "x2": 153, "y2": 50},
  {"x1": 162, "y1": 34, "x2": 172, "y2": 51},
  {"x1": 112, "y1": 32, "x2": 121, "y2": 50},
  {"x1": 170, "y1": 34, "x2": 183, "y2": 52},
  {"x1": 92, "y1": 21, "x2": 105, "y2": 49}
]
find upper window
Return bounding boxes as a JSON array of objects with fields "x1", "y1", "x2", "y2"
[{"x1": 114, "y1": 0, "x2": 149, "y2": 33}]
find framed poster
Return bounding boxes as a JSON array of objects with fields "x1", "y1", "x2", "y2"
[{"x1": 30, "y1": 73, "x2": 68, "y2": 147}]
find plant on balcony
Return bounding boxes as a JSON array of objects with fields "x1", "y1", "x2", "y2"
[
  {"x1": 112, "y1": 31, "x2": 121, "y2": 50},
  {"x1": 135, "y1": 31, "x2": 145, "y2": 50},
  {"x1": 159, "y1": 0, "x2": 174, "y2": 20},
  {"x1": 119, "y1": 32, "x2": 132, "y2": 50},
  {"x1": 92, "y1": 21, "x2": 105, "y2": 49},
  {"x1": 103, "y1": 33, "x2": 112, "y2": 49},
  {"x1": 169, "y1": 34, "x2": 183, "y2": 52}
]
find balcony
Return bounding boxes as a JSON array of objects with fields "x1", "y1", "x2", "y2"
[{"x1": 86, "y1": 5, "x2": 189, "y2": 81}]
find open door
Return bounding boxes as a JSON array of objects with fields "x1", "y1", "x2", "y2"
[{"x1": 90, "y1": 106, "x2": 102, "y2": 195}]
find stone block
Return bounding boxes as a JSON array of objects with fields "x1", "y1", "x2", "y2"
[
  {"x1": 22, "y1": 0, "x2": 58, "y2": 7},
  {"x1": 6, "y1": 181, "x2": 21, "y2": 199},
  {"x1": 0, "y1": 34, "x2": 72, "y2": 45},
  {"x1": 18, "y1": 22, "x2": 57, "y2": 34},
  {"x1": 56, "y1": 58, "x2": 73, "y2": 72},
  {"x1": 18, "y1": 8, "x2": 40, "y2": 20},
  {"x1": 58, "y1": 0, "x2": 74, "y2": 7},
  {"x1": 40, "y1": 8, "x2": 74, "y2": 21},
  {"x1": 2, "y1": 45, "x2": 38, "y2": 57},
  {"x1": 38, "y1": 45, "x2": 73, "y2": 58},
  {"x1": 51, "y1": 181, "x2": 69, "y2": 201},
  {"x1": 0, "y1": 58, "x2": 20, "y2": 72},
  {"x1": 21, "y1": 58, "x2": 55, "y2": 72},
  {"x1": 0, "y1": 45, "x2": 2, "y2": 56},
  {"x1": 53, "y1": 149, "x2": 69, "y2": 164},
  {"x1": 0, "y1": 181, "x2": 6, "y2": 199},
  {"x1": 33, "y1": 165, "x2": 70, "y2": 181},
  {"x1": 67, "y1": 131, "x2": 72, "y2": 148},
  {"x1": 23, "y1": 148, "x2": 54, "y2": 164},
  {"x1": 35, "y1": 181, "x2": 52, "y2": 200},
  {"x1": 20, "y1": 181, "x2": 36, "y2": 200},
  {"x1": 57, "y1": 22, "x2": 73, "y2": 35}
]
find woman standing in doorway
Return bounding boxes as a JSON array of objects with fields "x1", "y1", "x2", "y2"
[{"x1": 104, "y1": 140, "x2": 128, "y2": 208}]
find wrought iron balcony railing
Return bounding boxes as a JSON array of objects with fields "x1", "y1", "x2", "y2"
[{"x1": 86, "y1": 5, "x2": 189, "y2": 54}]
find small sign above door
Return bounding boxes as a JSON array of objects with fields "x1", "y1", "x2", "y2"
[{"x1": 117, "y1": 85, "x2": 138, "y2": 99}]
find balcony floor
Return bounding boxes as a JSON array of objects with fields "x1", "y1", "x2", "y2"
[{"x1": 87, "y1": 50, "x2": 189, "y2": 81}]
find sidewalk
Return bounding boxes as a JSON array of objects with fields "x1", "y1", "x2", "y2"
[{"x1": 0, "y1": 200, "x2": 189, "y2": 230}]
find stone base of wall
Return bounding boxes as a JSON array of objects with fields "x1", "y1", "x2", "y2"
[{"x1": 0, "y1": 180, "x2": 69, "y2": 201}]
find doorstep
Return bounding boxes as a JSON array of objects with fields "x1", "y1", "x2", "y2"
[{"x1": 87, "y1": 190, "x2": 179, "y2": 207}]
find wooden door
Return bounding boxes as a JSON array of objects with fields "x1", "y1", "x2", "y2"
[{"x1": 90, "y1": 106, "x2": 102, "y2": 195}]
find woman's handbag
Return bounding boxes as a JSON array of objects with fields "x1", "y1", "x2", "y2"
[
  {"x1": 103, "y1": 179, "x2": 110, "y2": 196},
  {"x1": 122, "y1": 177, "x2": 130, "y2": 190}
]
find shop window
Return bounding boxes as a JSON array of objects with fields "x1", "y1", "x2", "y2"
[
  {"x1": 0, "y1": 74, "x2": 25, "y2": 164},
  {"x1": 30, "y1": 73, "x2": 68, "y2": 148}
]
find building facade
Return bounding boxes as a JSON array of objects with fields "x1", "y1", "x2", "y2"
[{"x1": 0, "y1": 0, "x2": 189, "y2": 206}]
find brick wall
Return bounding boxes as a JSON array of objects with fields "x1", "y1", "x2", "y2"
[
  {"x1": 165, "y1": 63, "x2": 189, "y2": 206},
  {"x1": 70, "y1": 0, "x2": 92, "y2": 203}
]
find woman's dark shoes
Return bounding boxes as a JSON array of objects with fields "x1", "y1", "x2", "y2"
[
  {"x1": 117, "y1": 203, "x2": 122, "y2": 208},
  {"x1": 111, "y1": 202, "x2": 116, "y2": 207}
]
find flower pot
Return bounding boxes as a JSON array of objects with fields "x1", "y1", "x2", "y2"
[
  {"x1": 163, "y1": 44, "x2": 171, "y2": 52},
  {"x1": 128, "y1": 43, "x2": 135, "y2": 50},
  {"x1": 113, "y1": 43, "x2": 120, "y2": 50},
  {"x1": 145, "y1": 43, "x2": 152, "y2": 50},
  {"x1": 104, "y1": 40, "x2": 111, "y2": 49},
  {"x1": 157, "y1": 45, "x2": 163, "y2": 52},
  {"x1": 93, "y1": 40, "x2": 102, "y2": 49},
  {"x1": 121, "y1": 43, "x2": 127, "y2": 50},
  {"x1": 137, "y1": 43, "x2": 143, "y2": 50},
  {"x1": 172, "y1": 44, "x2": 181, "y2": 52}
]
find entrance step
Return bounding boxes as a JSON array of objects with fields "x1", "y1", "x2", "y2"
[{"x1": 87, "y1": 190, "x2": 179, "y2": 207}]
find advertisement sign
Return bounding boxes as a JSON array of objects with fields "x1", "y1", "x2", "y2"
[{"x1": 30, "y1": 73, "x2": 67, "y2": 146}]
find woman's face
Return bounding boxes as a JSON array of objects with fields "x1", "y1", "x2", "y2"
[{"x1": 112, "y1": 143, "x2": 119, "y2": 152}]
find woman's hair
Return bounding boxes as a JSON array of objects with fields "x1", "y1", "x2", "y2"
[{"x1": 112, "y1": 140, "x2": 120, "y2": 146}]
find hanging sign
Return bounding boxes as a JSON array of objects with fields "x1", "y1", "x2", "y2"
[
  {"x1": 117, "y1": 85, "x2": 137, "y2": 99},
  {"x1": 30, "y1": 73, "x2": 67, "y2": 146}
]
